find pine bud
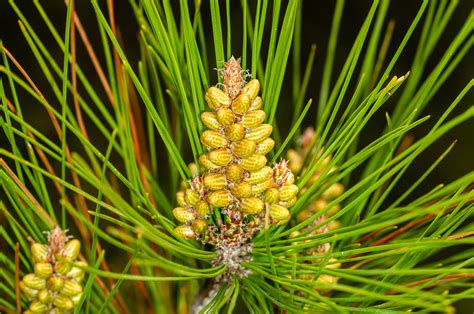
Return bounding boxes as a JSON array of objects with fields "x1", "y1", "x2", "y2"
[
  {"x1": 61, "y1": 280, "x2": 83, "y2": 297},
  {"x1": 264, "y1": 188, "x2": 280, "y2": 204},
  {"x1": 47, "y1": 276, "x2": 65, "y2": 292},
  {"x1": 279, "y1": 184, "x2": 299, "y2": 201},
  {"x1": 247, "y1": 166, "x2": 273, "y2": 184},
  {"x1": 255, "y1": 138, "x2": 275, "y2": 155},
  {"x1": 249, "y1": 96, "x2": 262, "y2": 111},
  {"x1": 242, "y1": 79, "x2": 260, "y2": 100},
  {"x1": 61, "y1": 240, "x2": 81, "y2": 260},
  {"x1": 176, "y1": 191, "x2": 187, "y2": 207},
  {"x1": 242, "y1": 110, "x2": 266, "y2": 128},
  {"x1": 231, "y1": 93, "x2": 251, "y2": 114},
  {"x1": 240, "y1": 197, "x2": 264, "y2": 214},
  {"x1": 192, "y1": 219, "x2": 208, "y2": 234},
  {"x1": 251, "y1": 179, "x2": 271, "y2": 194},
  {"x1": 207, "y1": 190, "x2": 232, "y2": 208},
  {"x1": 270, "y1": 204, "x2": 290, "y2": 224},
  {"x1": 20, "y1": 281, "x2": 39, "y2": 299},
  {"x1": 199, "y1": 154, "x2": 220, "y2": 170},
  {"x1": 225, "y1": 164, "x2": 244, "y2": 182},
  {"x1": 34, "y1": 263, "x2": 53, "y2": 279},
  {"x1": 201, "y1": 130, "x2": 228, "y2": 149},
  {"x1": 184, "y1": 189, "x2": 200, "y2": 206},
  {"x1": 231, "y1": 182, "x2": 253, "y2": 198},
  {"x1": 203, "y1": 173, "x2": 227, "y2": 190},
  {"x1": 231, "y1": 139, "x2": 256, "y2": 158},
  {"x1": 173, "y1": 207, "x2": 196, "y2": 223},
  {"x1": 53, "y1": 295, "x2": 74, "y2": 311},
  {"x1": 37, "y1": 289, "x2": 53, "y2": 304},
  {"x1": 216, "y1": 107, "x2": 235, "y2": 125},
  {"x1": 54, "y1": 259, "x2": 73, "y2": 275},
  {"x1": 205, "y1": 87, "x2": 231, "y2": 109},
  {"x1": 245, "y1": 124, "x2": 273, "y2": 143},
  {"x1": 195, "y1": 200, "x2": 211, "y2": 217},
  {"x1": 200, "y1": 112, "x2": 222, "y2": 130},
  {"x1": 31, "y1": 243, "x2": 49, "y2": 263},
  {"x1": 174, "y1": 225, "x2": 195, "y2": 239},
  {"x1": 225, "y1": 123, "x2": 245, "y2": 141},
  {"x1": 29, "y1": 300, "x2": 49, "y2": 313},
  {"x1": 240, "y1": 154, "x2": 267, "y2": 171},
  {"x1": 209, "y1": 148, "x2": 232, "y2": 166},
  {"x1": 322, "y1": 183, "x2": 344, "y2": 200},
  {"x1": 23, "y1": 274, "x2": 46, "y2": 291}
]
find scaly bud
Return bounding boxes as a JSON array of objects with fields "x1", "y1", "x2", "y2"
[
  {"x1": 248, "y1": 96, "x2": 262, "y2": 111},
  {"x1": 245, "y1": 124, "x2": 273, "y2": 143},
  {"x1": 242, "y1": 79, "x2": 260, "y2": 100},
  {"x1": 173, "y1": 207, "x2": 196, "y2": 223},
  {"x1": 184, "y1": 189, "x2": 200, "y2": 206},
  {"x1": 242, "y1": 110, "x2": 266, "y2": 128},
  {"x1": 216, "y1": 107, "x2": 235, "y2": 125},
  {"x1": 205, "y1": 87, "x2": 231, "y2": 109},
  {"x1": 247, "y1": 166, "x2": 273, "y2": 184},
  {"x1": 231, "y1": 182, "x2": 253, "y2": 198},
  {"x1": 195, "y1": 200, "x2": 211, "y2": 217},
  {"x1": 225, "y1": 164, "x2": 244, "y2": 182},
  {"x1": 199, "y1": 154, "x2": 220, "y2": 170},
  {"x1": 29, "y1": 300, "x2": 49, "y2": 313},
  {"x1": 279, "y1": 184, "x2": 299, "y2": 201},
  {"x1": 264, "y1": 188, "x2": 280, "y2": 204},
  {"x1": 209, "y1": 148, "x2": 233, "y2": 166},
  {"x1": 47, "y1": 276, "x2": 65, "y2": 292},
  {"x1": 54, "y1": 259, "x2": 73, "y2": 275},
  {"x1": 232, "y1": 139, "x2": 256, "y2": 158},
  {"x1": 23, "y1": 274, "x2": 46, "y2": 291},
  {"x1": 61, "y1": 240, "x2": 81, "y2": 260},
  {"x1": 270, "y1": 204, "x2": 290, "y2": 224},
  {"x1": 174, "y1": 225, "x2": 195, "y2": 239},
  {"x1": 255, "y1": 138, "x2": 275, "y2": 155},
  {"x1": 31, "y1": 243, "x2": 49, "y2": 263},
  {"x1": 225, "y1": 123, "x2": 245, "y2": 141},
  {"x1": 203, "y1": 173, "x2": 227, "y2": 190},
  {"x1": 207, "y1": 190, "x2": 232, "y2": 208},
  {"x1": 61, "y1": 280, "x2": 83, "y2": 297},
  {"x1": 176, "y1": 191, "x2": 187, "y2": 207},
  {"x1": 201, "y1": 130, "x2": 228, "y2": 149},
  {"x1": 53, "y1": 295, "x2": 74, "y2": 311},
  {"x1": 192, "y1": 219, "x2": 208, "y2": 234},
  {"x1": 240, "y1": 154, "x2": 267, "y2": 171},
  {"x1": 240, "y1": 197, "x2": 264, "y2": 214},
  {"x1": 200, "y1": 112, "x2": 222, "y2": 130},
  {"x1": 33, "y1": 263, "x2": 53, "y2": 279},
  {"x1": 231, "y1": 93, "x2": 251, "y2": 114}
]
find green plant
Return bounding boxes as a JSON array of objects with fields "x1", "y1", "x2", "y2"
[{"x1": 1, "y1": 0, "x2": 472, "y2": 313}]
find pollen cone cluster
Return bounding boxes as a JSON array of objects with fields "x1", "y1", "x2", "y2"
[
  {"x1": 286, "y1": 128, "x2": 344, "y2": 294},
  {"x1": 172, "y1": 57, "x2": 298, "y2": 248},
  {"x1": 20, "y1": 226, "x2": 86, "y2": 314}
]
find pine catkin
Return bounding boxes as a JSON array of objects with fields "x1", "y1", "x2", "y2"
[
  {"x1": 20, "y1": 226, "x2": 86, "y2": 314},
  {"x1": 171, "y1": 57, "x2": 299, "y2": 249}
]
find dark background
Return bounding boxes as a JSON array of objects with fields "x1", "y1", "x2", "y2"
[{"x1": 1, "y1": 0, "x2": 472, "y2": 312}]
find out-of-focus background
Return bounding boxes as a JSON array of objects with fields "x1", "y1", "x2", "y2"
[{"x1": 1, "y1": 1, "x2": 472, "y2": 312}]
